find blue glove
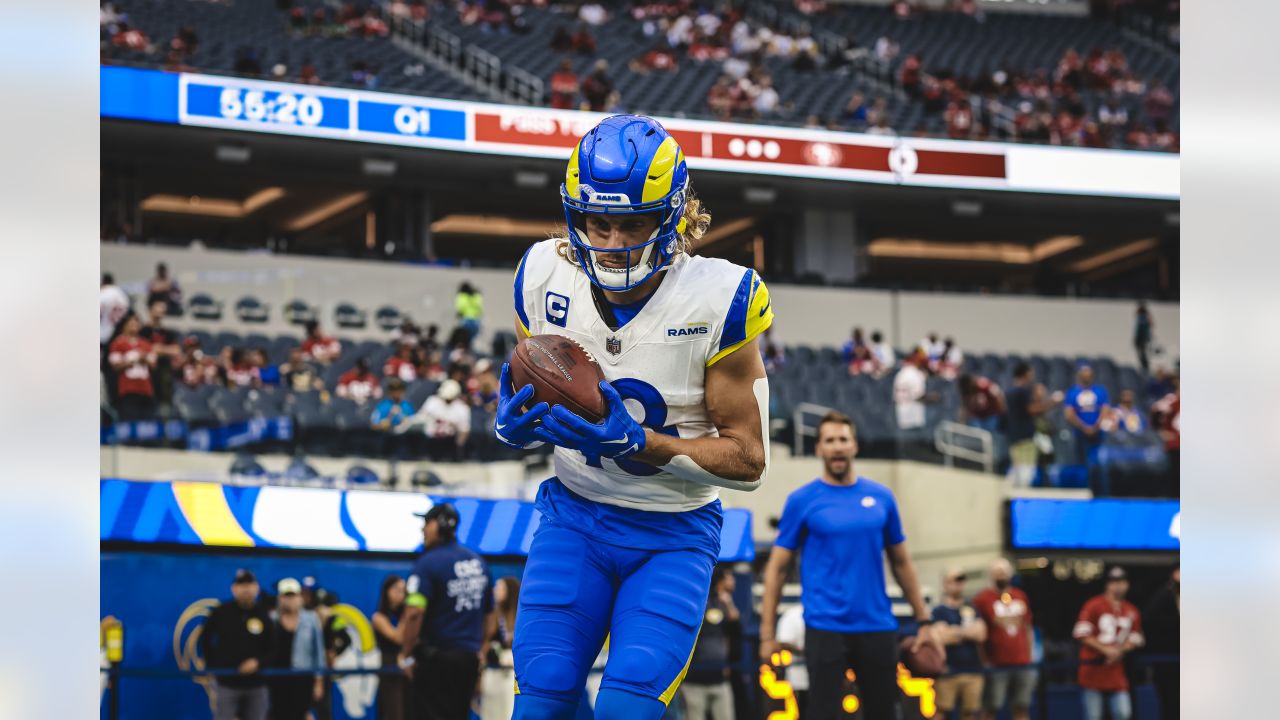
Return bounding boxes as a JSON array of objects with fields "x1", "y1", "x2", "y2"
[
  {"x1": 494, "y1": 363, "x2": 549, "y2": 449},
  {"x1": 536, "y1": 381, "x2": 647, "y2": 460}
]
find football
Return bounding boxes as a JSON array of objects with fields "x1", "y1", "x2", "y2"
[
  {"x1": 898, "y1": 636, "x2": 946, "y2": 678},
  {"x1": 510, "y1": 334, "x2": 607, "y2": 423}
]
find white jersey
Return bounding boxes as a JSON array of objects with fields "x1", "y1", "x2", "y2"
[{"x1": 515, "y1": 239, "x2": 773, "y2": 512}]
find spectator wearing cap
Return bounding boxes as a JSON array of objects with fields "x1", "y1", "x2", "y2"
[
  {"x1": 1064, "y1": 365, "x2": 1111, "y2": 469},
  {"x1": 373, "y1": 575, "x2": 409, "y2": 720},
  {"x1": 371, "y1": 379, "x2": 415, "y2": 431},
  {"x1": 932, "y1": 569, "x2": 987, "y2": 720},
  {"x1": 201, "y1": 569, "x2": 274, "y2": 720},
  {"x1": 972, "y1": 558, "x2": 1036, "y2": 720},
  {"x1": 267, "y1": 578, "x2": 326, "y2": 720},
  {"x1": 398, "y1": 504, "x2": 497, "y2": 720},
  {"x1": 419, "y1": 379, "x2": 472, "y2": 461},
  {"x1": 301, "y1": 320, "x2": 341, "y2": 365},
  {"x1": 1073, "y1": 567, "x2": 1144, "y2": 720}
]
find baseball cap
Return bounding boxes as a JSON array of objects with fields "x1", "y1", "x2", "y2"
[
  {"x1": 233, "y1": 568, "x2": 257, "y2": 585},
  {"x1": 1105, "y1": 566, "x2": 1129, "y2": 582},
  {"x1": 277, "y1": 578, "x2": 302, "y2": 595},
  {"x1": 415, "y1": 502, "x2": 460, "y2": 530},
  {"x1": 302, "y1": 576, "x2": 318, "y2": 590},
  {"x1": 438, "y1": 379, "x2": 462, "y2": 401}
]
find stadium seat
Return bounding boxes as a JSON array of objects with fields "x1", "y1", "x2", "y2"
[
  {"x1": 209, "y1": 388, "x2": 249, "y2": 424},
  {"x1": 283, "y1": 299, "x2": 317, "y2": 326},
  {"x1": 235, "y1": 296, "x2": 270, "y2": 324},
  {"x1": 375, "y1": 305, "x2": 403, "y2": 331},
  {"x1": 284, "y1": 456, "x2": 321, "y2": 482},
  {"x1": 212, "y1": 332, "x2": 244, "y2": 354},
  {"x1": 346, "y1": 464, "x2": 380, "y2": 486},
  {"x1": 187, "y1": 330, "x2": 215, "y2": 353},
  {"x1": 228, "y1": 452, "x2": 266, "y2": 478},
  {"x1": 411, "y1": 469, "x2": 444, "y2": 488},
  {"x1": 173, "y1": 391, "x2": 216, "y2": 427},
  {"x1": 334, "y1": 302, "x2": 367, "y2": 329},
  {"x1": 188, "y1": 293, "x2": 223, "y2": 321},
  {"x1": 245, "y1": 391, "x2": 284, "y2": 419},
  {"x1": 407, "y1": 380, "x2": 439, "y2": 410},
  {"x1": 244, "y1": 333, "x2": 273, "y2": 352}
]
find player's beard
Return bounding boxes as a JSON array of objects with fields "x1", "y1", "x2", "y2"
[{"x1": 823, "y1": 454, "x2": 852, "y2": 482}]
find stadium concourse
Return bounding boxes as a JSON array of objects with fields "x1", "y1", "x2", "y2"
[{"x1": 100, "y1": 1, "x2": 1178, "y2": 719}]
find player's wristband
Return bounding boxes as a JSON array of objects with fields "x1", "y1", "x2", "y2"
[{"x1": 916, "y1": 618, "x2": 935, "y2": 626}]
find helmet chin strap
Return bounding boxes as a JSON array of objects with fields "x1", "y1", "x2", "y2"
[{"x1": 576, "y1": 226, "x2": 663, "y2": 291}]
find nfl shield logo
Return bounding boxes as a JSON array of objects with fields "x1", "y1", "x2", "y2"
[{"x1": 605, "y1": 336, "x2": 622, "y2": 356}]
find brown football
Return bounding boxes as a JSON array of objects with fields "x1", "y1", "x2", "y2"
[
  {"x1": 510, "y1": 334, "x2": 606, "y2": 423},
  {"x1": 899, "y1": 637, "x2": 946, "y2": 678}
]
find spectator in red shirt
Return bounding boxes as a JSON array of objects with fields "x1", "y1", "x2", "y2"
[
  {"x1": 384, "y1": 343, "x2": 419, "y2": 383},
  {"x1": 972, "y1": 558, "x2": 1036, "y2": 720},
  {"x1": 629, "y1": 45, "x2": 679, "y2": 74},
  {"x1": 706, "y1": 75, "x2": 733, "y2": 119},
  {"x1": 548, "y1": 58, "x2": 579, "y2": 110},
  {"x1": 108, "y1": 312, "x2": 158, "y2": 421},
  {"x1": 225, "y1": 349, "x2": 262, "y2": 389},
  {"x1": 301, "y1": 321, "x2": 341, "y2": 365},
  {"x1": 958, "y1": 374, "x2": 1005, "y2": 433},
  {"x1": 1073, "y1": 567, "x2": 1143, "y2": 720},
  {"x1": 112, "y1": 22, "x2": 150, "y2": 50},
  {"x1": 337, "y1": 358, "x2": 383, "y2": 405}
]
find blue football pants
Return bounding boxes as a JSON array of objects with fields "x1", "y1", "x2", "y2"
[{"x1": 511, "y1": 520, "x2": 715, "y2": 719}]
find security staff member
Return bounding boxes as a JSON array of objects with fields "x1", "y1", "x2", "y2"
[
  {"x1": 398, "y1": 503, "x2": 498, "y2": 720},
  {"x1": 758, "y1": 412, "x2": 944, "y2": 720},
  {"x1": 202, "y1": 569, "x2": 274, "y2": 720}
]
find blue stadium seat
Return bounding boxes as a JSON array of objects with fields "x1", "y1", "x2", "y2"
[
  {"x1": 189, "y1": 293, "x2": 223, "y2": 321},
  {"x1": 235, "y1": 296, "x2": 270, "y2": 324},
  {"x1": 335, "y1": 302, "x2": 367, "y2": 329},
  {"x1": 283, "y1": 299, "x2": 317, "y2": 326}
]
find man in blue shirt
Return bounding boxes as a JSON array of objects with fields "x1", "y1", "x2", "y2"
[
  {"x1": 1064, "y1": 365, "x2": 1111, "y2": 467},
  {"x1": 371, "y1": 379, "x2": 415, "y2": 431},
  {"x1": 758, "y1": 412, "x2": 943, "y2": 720},
  {"x1": 931, "y1": 569, "x2": 987, "y2": 720},
  {"x1": 397, "y1": 503, "x2": 497, "y2": 720}
]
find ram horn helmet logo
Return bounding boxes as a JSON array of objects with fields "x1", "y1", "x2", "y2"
[{"x1": 173, "y1": 598, "x2": 220, "y2": 714}]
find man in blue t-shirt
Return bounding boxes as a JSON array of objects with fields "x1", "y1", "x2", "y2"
[
  {"x1": 759, "y1": 412, "x2": 943, "y2": 720},
  {"x1": 1064, "y1": 365, "x2": 1111, "y2": 467},
  {"x1": 931, "y1": 569, "x2": 988, "y2": 720},
  {"x1": 397, "y1": 503, "x2": 497, "y2": 720}
]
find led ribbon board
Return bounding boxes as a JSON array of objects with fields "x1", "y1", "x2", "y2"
[
  {"x1": 101, "y1": 66, "x2": 1179, "y2": 199},
  {"x1": 1009, "y1": 498, "x2": 1180, "y2": 551},
  {"x1": 100, "y1": 479, "x2": 756, "y2": 561}
]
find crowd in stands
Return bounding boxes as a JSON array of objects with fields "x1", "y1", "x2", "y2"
[
  {"x1": 759, "y1": 319, "x2": 1180, "y2": 497},
  {"x1": 101, "y1": 0, "x2": 1178, "y2": 151},
  {"x1": 101, "y1": 267, "x2": 503, "y2": 462}
]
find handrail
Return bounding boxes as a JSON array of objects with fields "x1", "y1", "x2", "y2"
[
  {"x1": 933, "y1": 420, "x2": 994, "y2": 473},
  {"x1": 791, "y1": 401, "x2": 838, "y2": 456}
]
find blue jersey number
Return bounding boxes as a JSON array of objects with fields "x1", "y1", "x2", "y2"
[{"x1": 582, "y1": 377, "x2": 678, "y2": 476}]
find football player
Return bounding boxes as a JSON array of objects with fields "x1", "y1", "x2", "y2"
[{"x1": 495, "y1": 115, "x2": 773, "y2": 720}]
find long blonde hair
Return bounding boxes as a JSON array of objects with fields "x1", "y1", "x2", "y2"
[{"x1": 555, "y1": 189, "x2": 712, "y2": 265}]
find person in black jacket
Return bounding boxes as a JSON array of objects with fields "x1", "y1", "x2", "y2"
[
  {"x1": 680, "y1": 565, "x2": 741, "y2": 720},
  {"x1": 202, "y1": 569, "x2": 274, "y2": 720},
  {"x1": 1143, "y1": 565, "x2": 1180, "y2": 720}
]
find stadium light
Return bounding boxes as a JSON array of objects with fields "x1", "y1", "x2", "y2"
[
  {"x1": 214, "y1": 143, "x2": 251, "y2": 164},
  {"x1": 362, "y1": 157, "x2": 398, "y2": 177}
]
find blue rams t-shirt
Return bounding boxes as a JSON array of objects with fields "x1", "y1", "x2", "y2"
[
  {"x1": 1065, "y1": 384, "x2": 1110, "y2": 428},
  {"x1": 932, "y1": 603, "x2": 983, "y2": 672},
  {"x1": 406, "y1": 541, "x2": 494, "y2": 653},
  {"x1": 775, "y1": 478, "x2": 905, "y2": 633}
]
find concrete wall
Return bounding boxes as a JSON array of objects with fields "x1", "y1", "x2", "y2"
[
  {"x1": 721, "y1": 449, "x2": 1006, "y2": 587},
  {"x1": 103, "y1": 243, "x2": 1179, "y2": 361}
]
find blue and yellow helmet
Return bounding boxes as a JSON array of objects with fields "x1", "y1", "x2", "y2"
[{"x1": 561, "y1": 115, "x2": 690, "y2": 291}]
